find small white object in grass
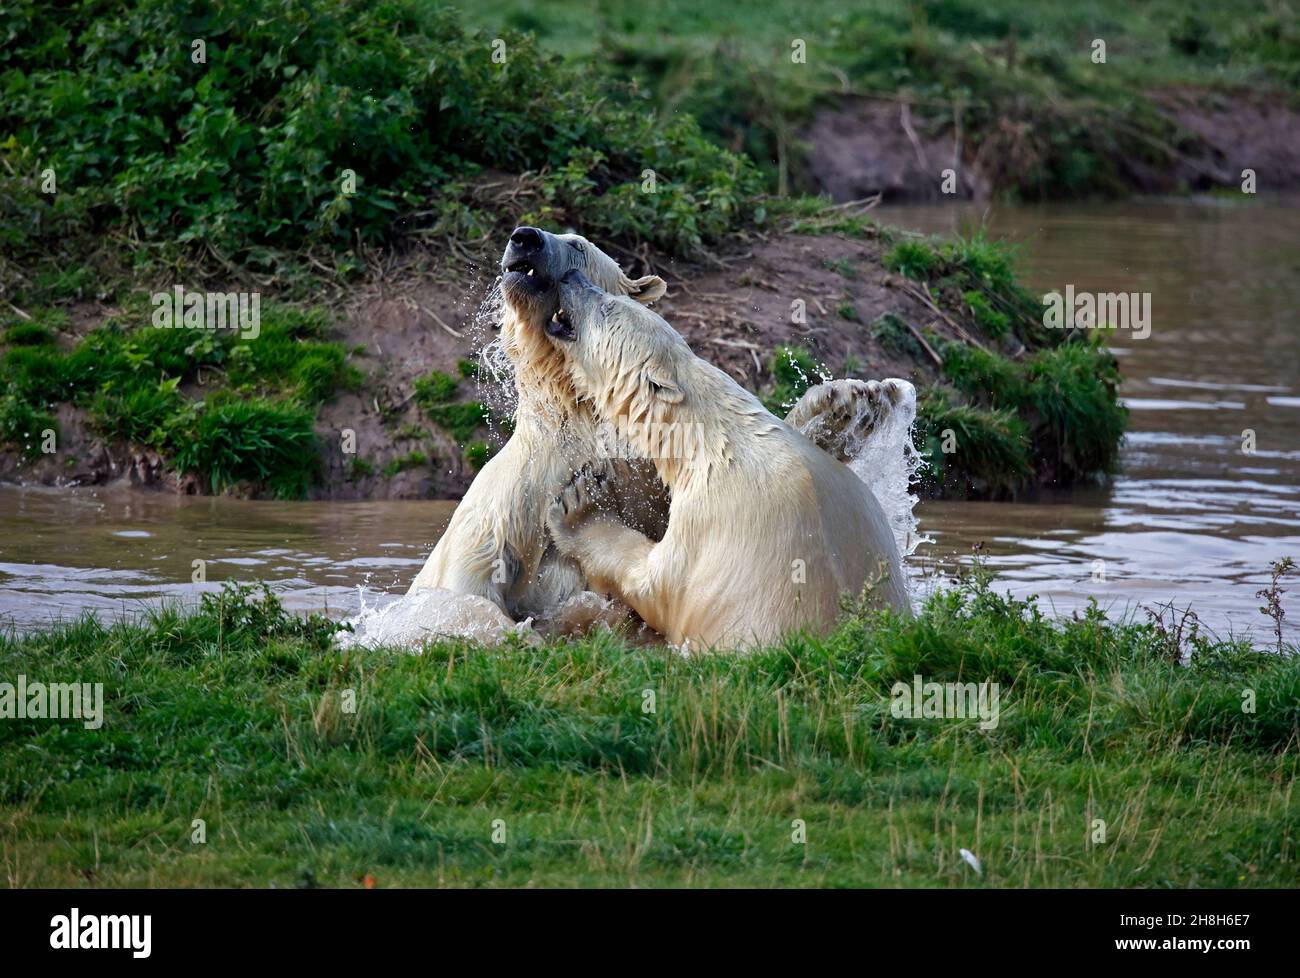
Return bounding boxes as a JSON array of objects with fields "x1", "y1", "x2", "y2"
[{"x1": 959, "y1": 848, "x2": 982, "y2": 874}]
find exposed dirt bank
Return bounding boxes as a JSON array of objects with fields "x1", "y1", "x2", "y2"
[
  {"x1": 800, "y1": 89, "x2": 1300, "y2": 202},
  {"x1": 1, "y1": 230, "x2": 986, "y2": 500}
]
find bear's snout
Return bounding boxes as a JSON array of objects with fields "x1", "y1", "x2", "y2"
[
  {"x1": 558, "y1": 268, "x2": 602, "y2": 311},
  {"x1": 509, "y1": 226, "x2": 543, "y2": 251},
  {"x1": 559, "y1": 268, "x2": 601, "y2": 293},
  {"x1": 501, "y1": 226, "x2": 560, "y2": 311},
  {"x1": 502, "y1": 226, "x2": 549, "y2": 278}
]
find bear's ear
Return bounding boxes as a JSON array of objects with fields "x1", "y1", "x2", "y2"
[
  {"x1": 626, "y1": 274, "x2": 667, "y2": 305},
  {"x1": 644, "y1": 355, "x2": 683, "y2": 404}
]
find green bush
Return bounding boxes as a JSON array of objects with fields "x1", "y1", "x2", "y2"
[
  {"x1": 915, "y1": 385, "x2": 1031, "y2": 495},
  {"x1": 941, "y1": 336, "x2": 1126, "y2": 482},
  {"x1": 171, "y1": 397, "x2": 320, "y2": 499},
  {"x1": 90, "y1": 378, "x2": 184, "y2": 447},
  {"x1": 0, "y1": 392, "x2": 56, "y2": 458},
  {"x1": 0, "y1": 298, "x2": 362, "y2": 495},
  {"x1": 0, "y1": 0, "x2": 763, "y2": 269},
  {"x1": 763, "y1": 345, "x2": 828, "y2": 414}
]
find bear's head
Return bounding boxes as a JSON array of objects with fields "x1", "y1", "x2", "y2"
[
  {"x1": 499, "y1": 227, "x2": 665, "y2": 416},
  {"x1": 547, "y1": 267, "x2": 721, "y2": 482},
  {"x1": 549, "y1": 267, "x2": 688, "y2": 406}
]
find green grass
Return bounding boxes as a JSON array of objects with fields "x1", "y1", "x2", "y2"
[
  {"x1": 0, "y1": 392, "x2": 56, "y2": 459},
  {"x1": 413, "y1": 369, "x2": 493, "y2": 451},
  {"x1": 444, "y1": 0, "x2": 1300, "y2": 198},
  {"x1": 171, "y1": 396, "x2": 320, "y2": 499},
  {"x1": 1, "y1": 577, "x2": 1295, "y2": 887},
  {"x1": 381, "y1": 450, "x2": 429, "y2": 479},
  {"x1": 0, "y1": 0, "x2": 764, "y2": 303},
  {"x1": 0, "y1": 299, "x2": 362, "y2": 497}
]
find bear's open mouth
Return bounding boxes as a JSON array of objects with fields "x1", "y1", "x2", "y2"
[
  {"x1": 502, "y1": 258, "x2": 553, "y2": 296},
  {"x1": 545, "y1": 307, "x2": 576, "y2": 341}
]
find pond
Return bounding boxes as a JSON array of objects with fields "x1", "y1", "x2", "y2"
[{"x1": 3, "y1": 195, "x2": 1297, "y2": 640}]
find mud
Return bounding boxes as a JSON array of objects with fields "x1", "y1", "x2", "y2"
[{"x1": 799, "y1": 98, "x2": 989, "y2": 203}]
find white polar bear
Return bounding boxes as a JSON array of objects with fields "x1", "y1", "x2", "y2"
[
  {"x1": 543, "y1": 267, "x2": 910, "y2": 650},
  {"x1": 408, "y1": 227, "x2": 904, "y2": 629},
  {"x1": 407, "y1": 228, "x2": 670, "y2": 623}
]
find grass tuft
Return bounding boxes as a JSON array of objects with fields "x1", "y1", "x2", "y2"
[{"x1": 1, "y1": 576, "x2": 1294, "y2": 887}]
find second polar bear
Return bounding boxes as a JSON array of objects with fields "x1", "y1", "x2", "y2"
[{"x1": 544, "y1": 267, "x2": 910, "y2": 650}]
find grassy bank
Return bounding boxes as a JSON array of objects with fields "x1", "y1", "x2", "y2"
[
  {"x1": 1, "y1": 0, "x2": 763, "y2": 303},
  {"x1": 2, "y1": 577, "x2": 1295, "y2": 887},
  {"x1": 449, "y1": 0, "x2": 1300, "y2": 198},
  {"x1": 0, "y1": 0, "x2": 1130, "y2": 500}
]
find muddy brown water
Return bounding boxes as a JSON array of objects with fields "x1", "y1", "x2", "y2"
[
  {"x1": 2, "y1": 196, "x2": 1298, "y2": 640},
  {"x1": 885, "y1": 195, "x2": 1300, "y2": 640}
]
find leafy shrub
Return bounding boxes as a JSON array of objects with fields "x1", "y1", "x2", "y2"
[
  {"x1": 915, "y1": 385, "x2": 1031, "y2": 495},
  {"x1": 763, "y1": 345, "x2": 828, "y2": 414},
  {"x1": 0, "y1": 298, "x2": 360, "y2": 494},
  {"x1": 0, "y1": 0, "x2": 763, "y2": 268},
  {"x1": 0, "y1": 392, "x2": 56, "y2": 458},
  {"x1": 172, "y1": 397, "x2": 320, "y2": 499}
]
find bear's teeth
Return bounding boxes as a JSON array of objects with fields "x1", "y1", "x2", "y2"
[{"x1": 527, "y1": 268, "x2": 535, "y2": 277}]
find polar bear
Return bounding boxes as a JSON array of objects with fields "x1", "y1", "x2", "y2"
[
  {"x1": 408, "y1": 227, "x2": 903, "y2": 626},
  {"x1": 407, "y1": 227, "x2": 669, "y2": 620},
  {"x1": 543, "y1": 267, "x2": 909, "y2": 650}
]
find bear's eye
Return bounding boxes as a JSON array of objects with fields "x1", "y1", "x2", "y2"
[{"x1": 568, "y1": 241, "x2": 584, "y2": 254}]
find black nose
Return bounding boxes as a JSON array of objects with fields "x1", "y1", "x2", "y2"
[{"x1": 509, "y1": 226, "x2": 543, "y2": 251}]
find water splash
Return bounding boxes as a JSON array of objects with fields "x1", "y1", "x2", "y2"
[
  {"x1": 338, "y1": 585, "x2": 533, "y2": 650},
  {"x1": 846, "y1": 379, "x2": 929, "y2": 560},
  {"x1": 466, "y1": 279, "x2": 517, "y2": 432}
]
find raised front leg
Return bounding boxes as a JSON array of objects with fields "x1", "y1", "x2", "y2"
[
  {"x1": 545, "y1": 465, "x2": 662, "y2": 624},
  {"x1": 785, "y1": 379, "x2": 905, "y2": 462}
]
